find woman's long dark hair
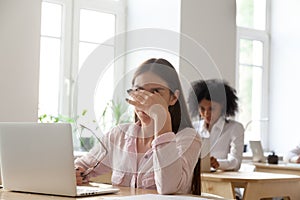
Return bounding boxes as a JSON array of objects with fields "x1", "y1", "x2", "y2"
[
  {"x1": 132, "y1": 58, "x2": 201, "y2": 195},
  {"x1": 191, "y1": 158, "x2": 201, "y2": 195},
  {"x1": 132, "y1": 58, "x2": 192, "y2": 133}
]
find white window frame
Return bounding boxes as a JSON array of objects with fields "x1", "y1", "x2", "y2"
[
  {"x1": 235, "y1": 0, "x2": 271, "y2": 149},
  {"x1": 41, "y1": 0, "x2": 126, "y2": 118},
  {"x1": 70, "y1": 0, "x2": 126, "y2": 118}
]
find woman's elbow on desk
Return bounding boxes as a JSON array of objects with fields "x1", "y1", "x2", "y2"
[{"x1": 156, "y1": 184, "x2": 178, "y2": 195}]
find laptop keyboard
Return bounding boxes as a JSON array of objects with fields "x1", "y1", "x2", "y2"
[{"x1": 76, "y1": 185, "x2": 119, "y2": 196}]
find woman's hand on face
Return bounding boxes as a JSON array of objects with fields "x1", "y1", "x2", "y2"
[
  {"x1": 126, "y1": 89, "x2": 169, "y2": 119},
  {"x1": 126, "y1": 89, "x2": 173, "y2": 136}
]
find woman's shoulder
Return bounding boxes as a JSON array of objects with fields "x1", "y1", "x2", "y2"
[
  {"x1": 227, "y1": 119, "x2": 244, "y2": 127},
  {"x1": 106, "y1": 123, "x2": 140, "y2": 138},
  {"x1": 176, "y1": 127, "x2": 201, "y2": 141},
  {"x1": 225, "y1": 119, "x2": 245, "y2": 133}
]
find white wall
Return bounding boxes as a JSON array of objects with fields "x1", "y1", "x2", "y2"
[
  {"x1": 125, "y1": 0, "x2": 181, "y2": 76},
  {"x1": 180, "y1": 0, "x2": 236, "y2": 87},
  {"x1": 125, "y1": 0, "x2": 236, "y2": 102},
  {"x1": 0, "y1": 0, "x2": 41, "y2": 122},
  {"x1": 126, "y1": 0, "x2": 180, "y2": 32},
  {"x1": 269, "y1": 0, "x2": 300, "y2": 154}
]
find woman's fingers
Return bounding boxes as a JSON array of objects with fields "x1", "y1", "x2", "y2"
[
  {"x1": 127, "y1": 89, "x2": 166, "y2": 106},
  {"x1": 126, "y1": 89, "x2": 169, "y2": 123},
  {"x1": 210, "y1": 156, "x2": 220, "y2": 169},
  {"x1": 127, "y1": 90, "x2": 151, "y2": 104},
  {"x1": 75, "y1": 166, "x2": 86, "y2": 185}
]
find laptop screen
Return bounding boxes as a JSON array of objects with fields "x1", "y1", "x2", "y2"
[
  {"x1": 0, "y1": 123, "x2": 77, "y2": 196},
  {"x1": 249, "y1": 140, "x2": 266, "y2": 162}
]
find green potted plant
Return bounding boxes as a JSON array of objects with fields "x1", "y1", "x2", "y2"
[
  {"x1": 38, "y1": 109, "x2": 96, "y2": 151},
  {"x1": 99, "y1": 99, "x2": 134, "y2": 133},
  {"x1": 38, "y1": 99, "x2": 134, "y2": 152}
]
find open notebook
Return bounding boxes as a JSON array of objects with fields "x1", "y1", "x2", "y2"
[{"x1": 0, "y1": 122, "x2": 119, "y2": 197}]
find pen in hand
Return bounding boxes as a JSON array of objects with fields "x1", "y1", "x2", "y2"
[
  {"x1": 81, "y1": 168, "x2": 93, "y2": 178},
  {"x1": 75, "y1": 160, "x2": 101, "y2": 184}
]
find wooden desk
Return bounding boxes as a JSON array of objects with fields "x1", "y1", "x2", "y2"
[
  {"x1": 254, "y1": 162, "x2": 300, "y2": 175},
  {"x1": 201, "y1": 171, "x2": 300, "y2": 200},
  {"x1": 0, "y1": 186, "x2": 226, "y2": 200},
  {"x1": 0, "y1": 187, "x2": 155, "y2": 200}
]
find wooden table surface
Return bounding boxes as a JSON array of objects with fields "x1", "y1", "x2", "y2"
[
  {"x1": 0, "y1": 186, "x2": 150, "y2": 200},
  {"x1": 0, "y1": 185, "x2": 227, "y2": 200},
  {"x1": 254, "y1": 162, "x2": 300, "y2": 175},
  {"x1": 201, "y1": 171, "x2": 300, "y2": 200}
]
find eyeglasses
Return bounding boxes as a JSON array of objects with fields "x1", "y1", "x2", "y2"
[{"x1": 78, "y1": 124, "x2": 108, "y2": 178}]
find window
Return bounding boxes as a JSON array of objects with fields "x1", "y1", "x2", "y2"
[
  {"x1": 236, "y1": 0, "x2": 270, "y2": 145},
  {"x1": 236, "y1": 0, "x2": 267, "y2": 30},
  {"x1": 39, "y1": 0, "x2": 126, "y2": 149},
  {"x1": 39, "y1": 2, "x2": 63, "y2": 116}
]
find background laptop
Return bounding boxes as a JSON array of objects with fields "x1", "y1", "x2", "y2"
[
  {"x1": 200, "y1": 138, "x2": 216, "y2": 172},
  {"x1": 0, "y1": 122, "x2": 119, "y2": 196},
  {"x1": 201, "y1": 153, "x2": 211, "y2": 172},
  {"x1": 249, "y1": 140, "x2": 266, "y2": 162}
]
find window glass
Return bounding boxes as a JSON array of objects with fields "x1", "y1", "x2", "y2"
[
  {"x1": 238, "y1": 39, "x2": 264, "y2": 141},
  {"x1": 94, "y1": 60, "x2": 114, "y2": 132},
  {"x1": 79, "y1": 9, "x2": 115, "y2": 44},
  {"x1": 239, "y1": 39, "x2": 263, "y2": 66},
  {"x1": 238, "y1": 64, "x2": 263, "y2": 137},
  {"x1": 39, "y1": 0, "x2": 125, "y2": 151},
  {"x1": 41, "y1": 2, "x2": 62, "y2": 37},
  {"x1": 77, "y1": 9, "x2": 118, "y2": 134},
  {"x1": 236, "y1": 0, "x2": 269, "y2": 147},
  {"x1": 236, "y1": 0, "x2": 266, "y2": 30},
  {"x1": 39, "y1": 2, "x2": 62, "y2": 116},
  {"x1": 39, "y1": 37, "x2": 61, "y2": 115},
  {"x1": 78, "y1": 42, "x2": 99, "y2": 70}
]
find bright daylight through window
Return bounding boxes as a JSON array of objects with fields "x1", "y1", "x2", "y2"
[
  {"x1": 38, "y1": 0, "x2": 126, "y2": 151},
  {"x1": 236, "y1": 0, "x2": 269, "y2": 144}
]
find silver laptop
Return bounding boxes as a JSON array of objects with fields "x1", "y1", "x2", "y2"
[
  {"x1": 249, "y1": 140, "x2": 266, "y2": 162},
  {"x1": 0, "y1": 122, "x2": 119, "y2": 197}
]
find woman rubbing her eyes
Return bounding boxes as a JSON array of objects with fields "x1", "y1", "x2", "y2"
[{"x1": 75, "y1": 58, "x2": 202, "y2": 195}]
